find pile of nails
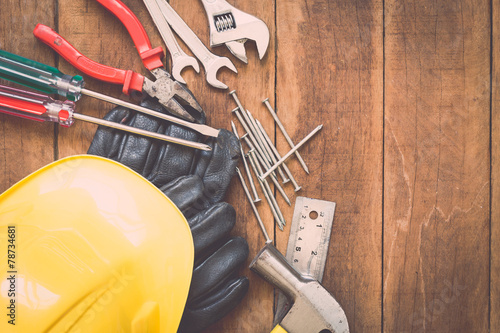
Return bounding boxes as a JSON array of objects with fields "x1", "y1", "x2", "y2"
[{"x1": 229, "y1": 90, "x2": 322, "y2": 232}]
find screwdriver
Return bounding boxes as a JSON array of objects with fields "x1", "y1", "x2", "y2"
[
  {"x1": 0, "y1": 83, "x2": 211, "y2": 151},
  {"x1": 0, "y1": 49, "x2": 219, "y2": 137}
]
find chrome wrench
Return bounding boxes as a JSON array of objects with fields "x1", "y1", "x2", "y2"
[
  {"x1": 199, "y1": 0, "x2": 270, "y2": 63},
  {"x1": 154, "y1": 0, "x2": 237, "y2": 89},
  {"x1": 142, "y1": 0, "x2": 199, "y2": 85}
]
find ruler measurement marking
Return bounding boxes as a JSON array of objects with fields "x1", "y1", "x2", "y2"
[{"x1": 275, "y1": 197, "x2": 336, "y2": 323}]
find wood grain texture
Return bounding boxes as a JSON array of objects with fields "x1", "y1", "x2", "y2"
[
  {"x1": 0, "y1": 1, "x2": 496, "y2": 332},
  {"x1": 0, "y1": 0, "x2": 57, "y2": 192},
  {"x1": 492, "y1": 0, "x2": 499, "y2": 331},
  {"x1": 384, "y1": 1, "x2": 490, "y2": 332},
  {"x1": 276, "y1": 0, "x2": 384, "y2": 331}
]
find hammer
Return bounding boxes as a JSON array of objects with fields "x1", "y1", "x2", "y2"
[{"x1": 249, "y1": 243, "x2": 349, "y2": 333}]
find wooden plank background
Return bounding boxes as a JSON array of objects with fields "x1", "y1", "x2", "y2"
[{"x1": 0, "y1": 0, "x2": 495, "y2": 332}]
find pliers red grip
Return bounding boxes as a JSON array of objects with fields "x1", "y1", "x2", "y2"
[
  {"x1": 33, "y1": 0, "x2": 204, "y2": 123},
  {"x1": 34, "y1": 24, "x2": 146, "y2": 96},
  {"x1": 94, "y1": 0, "x2": 164, "y2": 71}
]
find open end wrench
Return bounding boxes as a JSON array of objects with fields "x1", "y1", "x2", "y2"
[
  {"x1": 200, "y1": 0, "x2": 270, "y2": 63},
  {"x1": 142, "y1": 0, "x2": 199, "y2": 84},
  {"x1": 154, "y1": 0, "x2": 237, "y2": 90}
]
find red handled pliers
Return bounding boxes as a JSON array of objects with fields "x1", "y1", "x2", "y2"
[{"x1": 34, "y1": 0, "x2": 203, "y2": 123}]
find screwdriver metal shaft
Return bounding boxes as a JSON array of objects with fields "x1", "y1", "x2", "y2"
[
  {"x1": 81, "y1": 88, "x2": 219, "y2": 137},
  {"x1": 73, "y1": 113, "x2": 211, "y2": 151}
]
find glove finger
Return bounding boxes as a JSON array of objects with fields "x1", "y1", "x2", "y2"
[
  {"x1": 88, "y1": 99, "x2": 202, "y2": 186},
  {"x1": 160, "y1": 175, "x2": 203, "y2": 214},
  {"x1": 193, "y1": 129, "x2": 241, "y2": 207},
  {"x1": 188, "y1": 237, "x2": 249, "y2": 304},
  {"x1": 87, "y1": 106, "x2": 132, "y2": 158},
  {"x1": 135, "y1": 99, "x2": 201, "y2": 184},
  {"x1": 146, "y1": 123, "x2": 200, "y2": 186},
  {"x1": 179, "y1": 276, "x2": 249, "y2": 333},
  {"x1": 188, "y1": 202, "x2": 236, "y2": 257},
  {"x1": 88, "y1": 100, "x2": 168, "y2": 174},
  {"x1": 111, "y1": 100, "x2": 200, "y2": 185},
  {"x1": 112, "y1": 113, "x2": 167, "y2": 175}
]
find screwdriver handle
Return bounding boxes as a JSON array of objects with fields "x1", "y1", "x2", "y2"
[
  {"x1": 95, "y1": 0, "x2": 164, "y2": 70},
  {"x1": 33, "y1": 24, "x2": 145, "y2": 96},
  {"x1": 0, "y1": 49, "x2": 84, "y2": 101},
  {"x1": 0, "y1": 84, "x2": 75, "y2": 126}
]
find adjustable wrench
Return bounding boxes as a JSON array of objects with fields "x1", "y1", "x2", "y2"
[
  {"x1": 200, "y1": 0, "x2": 270, "y2": 63},
  {"x1": 153, "y1": 0, "x2": 237, "y2": 90},
  {"x1": 142, "y1": 0, "x2": 199, "y2": 84}
]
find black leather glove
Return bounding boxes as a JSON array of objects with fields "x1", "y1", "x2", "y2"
[{"x1": 87, "y1": 99, "x2": 249, "y2": 332}]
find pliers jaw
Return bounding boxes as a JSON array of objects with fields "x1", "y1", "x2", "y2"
[{"x1": 144, "y1": 68, "x2": 205, "y2": 123}]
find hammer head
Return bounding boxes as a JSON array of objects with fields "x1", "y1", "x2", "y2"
[
  {"x1": 249, "y1": 243, "x2": 349, "y2": 333},
  {"x1": 279, "y1": 280, "x2": 349, "y2": 333}
]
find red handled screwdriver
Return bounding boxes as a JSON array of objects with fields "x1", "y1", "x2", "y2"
[{"x1": 0, "y1": 84, "x2": 211, "y2": 151}]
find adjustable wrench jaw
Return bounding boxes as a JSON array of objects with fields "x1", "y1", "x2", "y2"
[
  {"x1": 143, "y1": 68, "x2": 205, "y2": 123},
  {"x1": 225, "y1": 40, "x2": 248, "y2": 63},
  {"x1": 201, "y1": 0, "x2": 270, "y2": 62}
]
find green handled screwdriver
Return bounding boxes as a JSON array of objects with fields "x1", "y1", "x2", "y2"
[
  {"x1": 0, "y1": 83, "x2": 211, "y2": 151},
  {"x1": 0, "y1": 49, "x2": 219, "y2": 137}
]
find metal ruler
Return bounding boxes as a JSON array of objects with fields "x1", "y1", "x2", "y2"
[{"x1": 274, "y1": 196, "x2": 336, "y2": 322}]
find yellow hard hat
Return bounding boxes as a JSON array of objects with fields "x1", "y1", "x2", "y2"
[{"x1": 0, "y1": 155, "x2": 194, "y2": 332}]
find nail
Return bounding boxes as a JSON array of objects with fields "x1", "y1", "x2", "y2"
[
  {"x1": 243, "y1": 140, "x2": 291, "y2": 206},
  {"x1": 229, "y1": 90, "x2": 245, "y2": 113},
  {"x1": 255, "y1": 119, "x2": 301, "y2": 193},
  {"x1": 244, "y1": 109, "x2": 274, "y2": 164},
  {"x1": 245, "y1": 109, "x2": 290, "y2": 184},
  {"x1": 231, "y1": 121, "x2": 261, "y2": 203},
  {"x1": 231, "y1": 108, "x2": 273, "y2": 171},
  {"x1": 263, "y1": 98, "x2": 310, "y2": 174},
  {"x1": 260, "y1": 125, "x2": 323, "y2": 180},
  {"x1": 236, "y1": 167, "x2": 271, "y2": 243},
  {"x1": 247, "y1": 150, "x2": 285, "y2": 230},
  {"x1": 249, "y1": 151, "x2": 286, "y2": 229},
  {"x1": 235, "y1": 110, "x2": 279, "y2": 181},
  {"x1": 242, "y1": 135, "x2": 278, "y2": 182}
]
